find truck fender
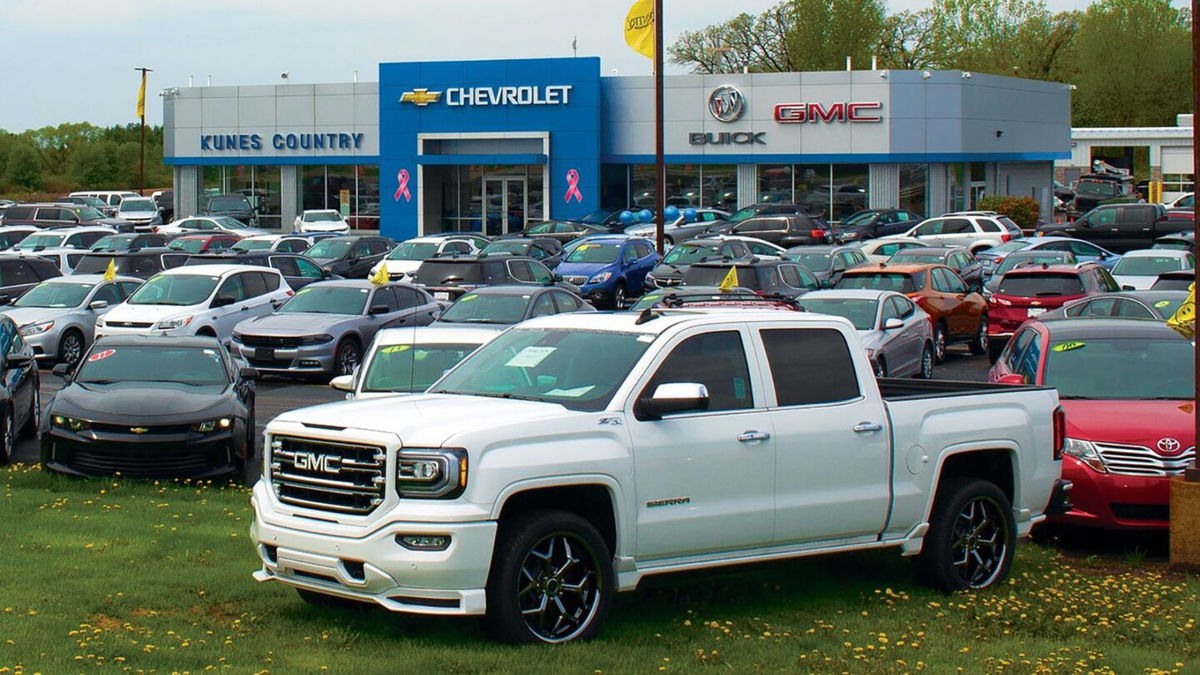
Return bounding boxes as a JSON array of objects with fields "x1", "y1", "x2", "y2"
[
  {"x1": 915, "y1": 441, "x2": 1021, "y2": 538},
  {"x1": 489, "y1": 474, "x2": 627, "y2": 547}
]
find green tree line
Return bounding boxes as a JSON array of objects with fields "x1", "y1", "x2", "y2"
[
  {"x1": 0, "y1": 123, "x2": 172, "y2": 198},
  {"x1": 670, "y1": 0, "x2": 1193, "y2": 127}
]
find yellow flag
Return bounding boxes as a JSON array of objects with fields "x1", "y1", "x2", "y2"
[
  {"x1": 368, "y1": 265, "x2": 389, "y2": 286},
  {"x1": 103, "y1": 259, "x2": 117, "y2": 281},
  {"x1": 624, "y1": 0, "x2": 655, "y2": 61},
  {"x1": 718, "y1": 266, "x2": 738, "y2": 292},
  {"x1": 136, "y1": 70, "x2": 147, "y2": 118},
  {"x1": 1166, "y1": 282, "x2": 1195, "y2": 339}
]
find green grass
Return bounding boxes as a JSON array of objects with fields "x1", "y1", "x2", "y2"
[{"x1": 2, "y1": 463, "x2": 1197, "y2": 674}]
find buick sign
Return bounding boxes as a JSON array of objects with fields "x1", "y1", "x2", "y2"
[
  {"x1": 708, "y1": 85, "x2": 745, "y2": 123},
  {"x1": 689, "y1": 131, "x2": 766, "y2": 145}
]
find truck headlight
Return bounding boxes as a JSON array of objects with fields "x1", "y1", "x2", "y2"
[
  {"x1": 588, "y1": 272, "x2": 612, "y2": 284},
  {"x1": 1063, "y1": 437, "x2": 1106, "y2": 473},
  {"x1": 396, "y1": 448, "x2": 467, "y2": 499},
  {"x1": 155, "y1": 316, "x2": 193, "y2": 330},
  {"x1": 20, "y1": 321, "x2": 53, "y2": 336}
]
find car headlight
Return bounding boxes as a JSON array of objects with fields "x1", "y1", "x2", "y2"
[
  {"x1": 840, "y1": 231, "x2": 860, "y2": 240},
  {"x1": 52, "y1": 415, "x2": 91, "y2": 431},
  {"x1": 299, "y1": 334, "x2": 334, "y2": 345},
  {"x1": 19, "y1": 321, "x2": 53, "y2": 336},
  {"x1": 231, "y1": 332, "x2": 245, "y2": 343},
  {"x1": 396, "y1": 448, "x2": 467, "y2": 499},
  {"x1": 155, "y1": 316, "x2": 193, "y2": 330},
  {"x1": 94, "y1": 317, "x2": 106, "y2": 328},
  {"x1": 588, "y1": 272, "x2": 612, "y2": 284},
  {"x1": 1063, "y1": 437, "x2": 1106, "y2": 473},
  {"x1": 190, "y1": 418, "x2": 232, "y2": 433}
]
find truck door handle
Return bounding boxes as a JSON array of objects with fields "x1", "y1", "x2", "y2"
[
  {"x1": 852, "y1": 422, "x2": 883, "y2": 433},
  {"x1": 737, "y1": 430, "x2": 771, "y2": 443}
]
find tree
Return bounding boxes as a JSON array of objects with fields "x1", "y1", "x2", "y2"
[
  {"x1": 4, "y1": 144, "x2": 43, "y2": 190},
  {"x1": 876, "y1": 10, "x2": 939, "y2": 70},
  {"x1": 68, "y1": 140, "x2": 119, "y2": 188},
  {"x1": 23, "y1": 122, "x2": 102, "y2": 176}
]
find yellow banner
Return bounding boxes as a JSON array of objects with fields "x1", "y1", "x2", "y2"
[
  {"x1": 136, "y1": 71, "x2": 147, "y2": 118},
  {"x1": 624, "y1": 0, "x2": 655, "y2": 61},
  {"x1": 368, "y1": 264, "x2": 389, "y2": 286},
  {"x1": 718, "y1": 266, "x2": 738, "y2": 292},
  {"x1": 1167, "y1": 282, "x2": 1195, "y2": 339},
  {"x1": 103, "y1": 259, "x2": 116, "y2": 281}
]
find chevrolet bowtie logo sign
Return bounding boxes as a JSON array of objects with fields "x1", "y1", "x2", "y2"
[
  {"x1": 399, "y1": 89, "x2": 442, "y2": 106},
  {"x1": 130, "y1": 427, "x2": 149, "y2": 434}
]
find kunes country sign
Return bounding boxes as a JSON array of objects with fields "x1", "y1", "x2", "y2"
[{"x1": 200, "y1": 132, "x2": 366, "y2": 152}]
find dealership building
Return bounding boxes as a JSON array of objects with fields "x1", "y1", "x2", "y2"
[{"x1": 162, "y1": 57, "x2": 1071, "y2": 239}]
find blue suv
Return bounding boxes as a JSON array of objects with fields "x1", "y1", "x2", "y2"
[{"x1": 554, "y1": 237, "x2": 660, "y2": 308}]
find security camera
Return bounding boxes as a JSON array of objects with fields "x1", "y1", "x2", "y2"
[
  {"x1": 962, "y1": 71, "x2": 972, "y2": 79},
  {"x1": 922, "y1": 71, "x2": 932, "y2": 79},
  {"x1": 280, "y1": 72, "x2": 289, "y2": 80}
]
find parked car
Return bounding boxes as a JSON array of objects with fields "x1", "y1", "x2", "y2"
[
  {"x1": 232, "y1": 280, "x2": 439, "y2": 377},
  {"x1": 703, "y1": 235, "x2": 788, "y2": 259},
  {"x1": 115, "y1": 196, "x2": 164, "y2": 231},
  {"x1": 232, "y1": 235, "x2": 321, "y2": 254},
  {"x1": 251, "y1": 310, "x2": 1064, "y2": 642},
  {"x1": 622, "y1": 209, "x2": 730, "y2": 244},
  {"x1": 293, "y1": 209, "x2": 350, "y2": 234},
  {"x1": 1040, "y1": 290, "x2": 1189, "y2": 322},
  {"x1": 201, "y1": 194, "x2": 258, "y2": 227},
  {"x1": 330, "y1": 326, "x2": 501, "y2": 399},
  {"x1": 11, "y1": 226, "x2": 114, "y2": 252},
  {"x1": 723, "y1": 214, "x2": 831, "y2": 248},
  {"x1": 0, "y1": 226, "x2": 39, "y2": 251},
  {"x1": 68, "y1": 190, "x2": 140, "y2": 212},
  {"x1": 0, "y1": 254, "x2": 63, "y2": 304},
  {"x1": 0, "y1": 274, "x2": 142, "y2": 367},
  {"x1": 857, "y1": 237, "x2": 932, "y2": 264},
  {"x1": 305, "y1": 236, "x2": 394, "y2": 278},
  {"x1": 18, "y1": 248, "x2": 90, "y2": 275},
  {"x1": 72, "y1": 249, "x2": 182, "y2": 279},
  {"x1": 1153, "y1": 230, "x2": 1194, "y2": 252},
  {"x1": 683, "y1": 259, "x2": 821, "y2": 299},
  {"x1": 985, "y1": 262, "x2": 1119, "y2": 360},
  {"x1": 833, "y1": 208, "x2": 924, "y2": 242},
  {"x1": 836, "y1": 263, "x2": 988, "y2": 363},
  {"x1": 888, "y1": 247, "x2": 984, "y2": 291},
  {"x1": 627, "y1": 285, "x2": 766, "y2": 312},
  {"x1": 1165, "y1": 192, "x2": 1194, "y2": 209},
  {"x1": 167, "y1": 233, "x2": 241, "y2": 254},
  {"x1": 1071, "y1": 173, "x2": 1135, "y2": 213},
  {"x1": 90, "y1": 233, "x2": 171, "y2": 252},
  {"x1": 41, "y1": 335, "x2": 258, "y2": 481},
  {"x1": 976, "y1": 236, "x2": 1120, "y2": 275},
  {"x1": 1110, "y1": 249, "x2": 1194, "y2": 290},
  {"x1": 1151, "y1": 269, "x2": 1195, "y2": 291},
  {"x1": 0, "y1": 314, "x2": 40, "y2": 464},
  {"x1": 785, "y1": 244, "x2": 871, "y2": 288},
  {"x1": 0, "y1": 203, "x2": 130, "y2": 233},
  {"x1": 501, "y1": 220, "x2": 609, "y2": 244},
  {"x1": 55, "y1": 195, "x2": 116, "y2": 217},
  {"x1": 480, "y1": 237, "x2": 564, "y2": 268},
  {"x1": 182, "y1": 252, "x2": 332, "y2": 291},
  {"x1": 554, "y1": 237, "x2": 660, "y2": 308},
  {"x1": 901, "y1": 213, "x2": 1021, "y2": 253},
  {"x1": 367, "y1": 236, "x2": 482, "y2": 283},
  {"x1": 1036, "y1": 204, "x2": 1187, "y2": 252},
  {"x1": 644, "y1": 238, "x2": 754, "y2": 288},
  {"x1": 983, "y1": 250, "x2": 1076, "y2": 293},
  {"x1": 412, "y1": 255, "x2": 568, "y2": 303},
  {"x1": 726, "y1": 202, "x2": 813, "y2": 224},
  {"x1": 152, "y1": 189, "x2": 174, "y2": 222},
  {"x1": 157, "y1": 215, "x2": 268, "y2": 238},
  {"x1": 797, "y1": 289, "x2": 934, "y2": 379},
  {"x1": 95, "y1": 264, "x2": 292, "y2": 343},
  {"x1": 989, "y1": 318, "x2": 1192, "y2": 531},
  {"x1": 434, "y1": 285, "x2": 593, "y2": 328}
]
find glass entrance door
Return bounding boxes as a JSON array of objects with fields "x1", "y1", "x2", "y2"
[{"x1": 483, "y1": 176, "x2": 527, "y2": 236}]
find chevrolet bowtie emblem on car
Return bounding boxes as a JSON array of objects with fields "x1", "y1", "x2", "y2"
[
  {"x1": 399, "y1": 88, "x2": 442, "y2": 106},
  {"x1": 294, "y1": 451, "x2": 341, "y2": 474},
  {"x1": 130, "y1": 427, "x2": 149, "y2": 435},
  {"x1": 1157, "y1": 437, "x2": 1183, "y2": 455}
]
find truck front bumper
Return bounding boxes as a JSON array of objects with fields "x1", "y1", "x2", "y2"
[{"x1": 250, "y1": 485, "x2": 497, "y2": 615}]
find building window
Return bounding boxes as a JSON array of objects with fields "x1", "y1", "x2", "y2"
[
  {"x1": 758, "y1": 165, "x2": 793, "y2": 204},
  {"x1": 1163, "y1": 173, "x2": 1194, "y2": 195},
  {"x1": 665, "y1": 164, "x2": 700, "y2": 209},
  {"x1": 199, "y1": 166, "x2": 281, "y2": 228},
  {"x1": 631, "y1": 165, "x2": 657, "y2": 210},
  {"x1": 793, "y1": 164, "x2": 829, "y2": 217},
  {"x1": 702, "y1": 164, "x2": 737, "y2": 210},
  {"x1": 600, "y1": 165, "x2": 629, "y2": 210},
  {"x1": 899, "y1": 164, "x2": 929, "y2": 216},
  {"x1": 831, "y1": 164, "x2": 869, "y2": 221}
]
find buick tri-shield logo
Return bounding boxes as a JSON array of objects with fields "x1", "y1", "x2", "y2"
[
  {"x1": 1156, "y1": 437, "x2": 1183, "y2": 455},
  {"x1": 708, "y1": 85, "x2": 745, "y2": 123}
]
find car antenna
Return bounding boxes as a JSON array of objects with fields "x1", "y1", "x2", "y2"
[{"x1": 634, "y1": 304, "x2": 660, "y2": 325}]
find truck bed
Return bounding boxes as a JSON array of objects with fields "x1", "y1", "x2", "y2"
[{"x1": 877, "y1": 377, "x2": 1052, "y2": 401}]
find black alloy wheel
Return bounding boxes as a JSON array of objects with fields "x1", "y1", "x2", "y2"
[
  {"x1": 915, "y1": 342, "x2": 934, "y2": 379},
  {"x1": 968, "y1": 317, "x2": 988, "y2": 356},
  {"x1": 335, "y1": 339, "x2": 360, "y2": 376},
  {"x1": 0, "y1": 407, "x2": 14, "y2": 465},
  {"x1": 21, "y1": 381, "x2": 39, "y2": 440},
  {"x1": 59, "y1": 330, "x2": 84, "y2": 368},
  {"x1": 612, "y1": 283, "x2": 627, "y2": 310},
  {"x1": 932, "y1": 323, "x2": 947, "y2": 364},
  {"x1": 915, "y1": 479, "x2": 1015, "y2": 592}
]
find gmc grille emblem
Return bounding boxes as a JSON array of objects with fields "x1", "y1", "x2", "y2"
[{"x1": 294, "y1": 451, "x2": 341, "y2": 473}]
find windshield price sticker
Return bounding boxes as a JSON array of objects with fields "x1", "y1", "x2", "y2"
[
  {"x1": 1052, "y1": 341, "x2": 1086, "y2": 353},
  {"x1": 1155, "y1": 300, "x2": 1172, "y2": 309},
  {"x1": 460, "y1": 294, "x2": 479, "y2": 302},
  {"x1": 505, "y1": 346, "x2": 556, "y2": 368},
  {"x1": 381, "y1": 345, "x2": 411, "y2": 354},
  {"x1": 88, "y1": 349, "x2": 116, "y2": 362}
]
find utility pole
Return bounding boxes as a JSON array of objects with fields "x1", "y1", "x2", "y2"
[
  {"x1": 134, "y1": 66, "x2": 153, "y2": 195},
  {"x1": 653, "y1": 0, "x2": 665, "y2": 255}
]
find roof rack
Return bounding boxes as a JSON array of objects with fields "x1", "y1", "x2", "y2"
[{"x1": 634, "y1": 292, "x2": 802, "y2": 324}]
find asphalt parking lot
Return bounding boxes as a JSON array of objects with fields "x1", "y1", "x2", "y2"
[{"x1": 12, "y1": 345, "x2": 991, "y2": 467}]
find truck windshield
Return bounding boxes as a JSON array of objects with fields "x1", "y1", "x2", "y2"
[
  {"x1": 430, "y1": 328, "x2": 652, "y2": 412},
  {"x1": 1044, "y1": 337, "x2": 1192, "y2": 400},
  {"x1": 1075, "y1": 181, "x2": 1119, "y2": 198}
]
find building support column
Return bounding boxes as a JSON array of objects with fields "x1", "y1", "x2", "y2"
[
  {"x1": 176, "y1": 165, "x2": 201, "y2": 219},
  {"x1": 281, "y1": 166, "x2": 301, "y2": 233},
  {"x1": 869, "y1": 164, "x2": 899, "y2": 209},
  {"x1": 927, "y1": 164, "x2": 949, "y2": 216},
  {"x1": 737, "y1": 164, "x2": 757, "y2": 208}
]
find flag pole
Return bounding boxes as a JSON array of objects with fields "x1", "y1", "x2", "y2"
[
  {"x1": 134, "y1": 66, "x2": 153, "y2": 196},
  {"x1": 653, "y1": 0, "x2": 665, "y2": 255}
]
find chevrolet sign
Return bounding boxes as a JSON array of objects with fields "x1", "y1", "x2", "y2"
[{"x1": 399, "y1": 89, "x2": 442, "y2": 106}]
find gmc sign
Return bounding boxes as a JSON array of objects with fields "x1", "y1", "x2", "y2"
[{"x1": 774, "y1": 102, "x2": 883, "y2": 124}]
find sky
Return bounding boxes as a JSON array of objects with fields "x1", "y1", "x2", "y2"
[{"x1": 0, "y1": 0, "x2": 1114, "y2": 132}]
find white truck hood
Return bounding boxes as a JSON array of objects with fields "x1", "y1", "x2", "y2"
[{"x1": 271, "y1": 393, "x2": 571, "y2": 448}]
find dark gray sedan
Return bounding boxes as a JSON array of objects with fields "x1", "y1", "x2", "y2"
[
  {"x1": 889, "y1": 247, "x2": 985, "y2": 292},
  {"x1": 433, "y1": 285, "x2": 594, "y2": 328},
  {"x1": 784, "y1": 244, "x2": 871, "y2": 287},
  {"x1": 231, "y1": 280, "x2": 440, "y2": 377}
]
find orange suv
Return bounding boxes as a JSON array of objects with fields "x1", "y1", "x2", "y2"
[{"x1": 835, "y1": 263, "x2": 988, "y2": 362}]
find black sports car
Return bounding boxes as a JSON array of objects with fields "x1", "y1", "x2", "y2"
[
  {"x1": 41, "y1": 336, "x2": 258, "y2": 482},
  {"x1": 0, "y1": 315, "x2": 41, "y2": 464}
]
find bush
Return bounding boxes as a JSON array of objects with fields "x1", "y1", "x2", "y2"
[{"x1": 978, "y1": 195, "x2": 1042, "y2": 229}]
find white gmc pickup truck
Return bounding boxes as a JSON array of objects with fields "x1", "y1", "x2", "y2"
[{"x1": 250, "y1": 310, "x2": 1069, "y2": 643}]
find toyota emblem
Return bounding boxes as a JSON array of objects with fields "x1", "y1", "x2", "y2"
[
  {"x1": 1156, "y1": 437, "x2": 1183, "y2": 455},
  {"x1": 708, "y1": 85, "x2": 745, "y2": 123}
]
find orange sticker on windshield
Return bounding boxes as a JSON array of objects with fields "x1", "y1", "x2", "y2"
[{"x1": 88, "y1": 349, "x2": 115, "y2": 362}]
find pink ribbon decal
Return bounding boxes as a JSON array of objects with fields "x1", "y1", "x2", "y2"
[
  {"x1": 394, "y1": 169, "x2": 411, "y2": 202},
  {"x1": 564, "y1": 168, "x2": 583, "y2": 203}
]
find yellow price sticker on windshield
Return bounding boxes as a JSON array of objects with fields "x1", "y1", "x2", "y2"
[
  {"x1": 459, "y1": 294, "x2": 479, "y2": 302},
  {"x1": 381, "y1": 345, "x2": 411, "y2": 354},
  {"x1": 1052, "y1": 341, "x2": 1086, "y2": 353},
  {"x1": 577, "y1": 244, "x2": 596, "y2": 250},
  {"x1": 1154, "y1": 300, "x2": 1172, "y2": 309},
  {"x1": 295, "y1": 287, "x2": 312, "y2": 295}
]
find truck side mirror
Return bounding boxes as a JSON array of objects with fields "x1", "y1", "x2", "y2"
[{"x1": 634, "y1": 382, "x2": 710, "y2": 421}]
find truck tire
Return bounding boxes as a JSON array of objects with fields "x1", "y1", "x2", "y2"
[
  {"x1": 914, "y1": 478, "x2": 1015, "y2": 593},
  {"x1": 485, "y1": 509, "x2": 614, "y2": 644}
]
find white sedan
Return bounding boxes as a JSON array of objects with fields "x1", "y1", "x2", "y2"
[
  {"x1": 1111, "y1": 249, "x2": 1195, "y2": 290},
  {"x1": 856, "y1": 237, "x2": 927, "y2": 263},
  {"x1": 294, "y1": 209, "x2": 351, "y2": 234},
  {"x1": 156, "y1": 216, "x2": 268, "y2": 237}
]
